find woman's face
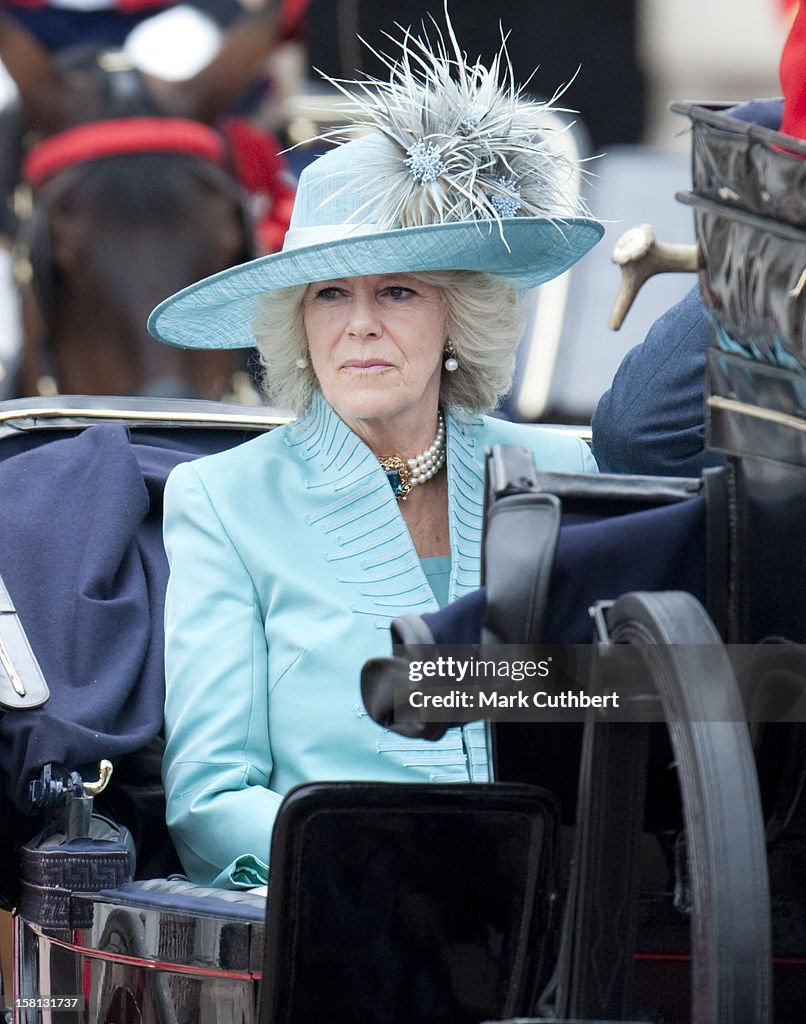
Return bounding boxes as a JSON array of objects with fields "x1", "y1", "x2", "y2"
[{"x1": 302, "y1": 273, "x2": 447, "y2": 433}]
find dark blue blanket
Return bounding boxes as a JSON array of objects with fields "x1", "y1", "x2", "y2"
[
  {"x1": 421, "y1": 497, "x2": 707, "y2": 644},
  {"x1": 0, "y1": 425, "x2": 229, "y2": 812}
]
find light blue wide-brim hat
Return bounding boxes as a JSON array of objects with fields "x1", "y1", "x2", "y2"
[{"x1": 148, "y1": 131, "x2": 604, "y2": 351}]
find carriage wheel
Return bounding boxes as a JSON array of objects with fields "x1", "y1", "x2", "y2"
[{"x1": 555, "y1": 590, "x2": 771, "y2": 1024}]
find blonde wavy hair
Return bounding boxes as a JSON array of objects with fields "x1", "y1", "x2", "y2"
[{"x1": 251, "y1": 270, "x2": 526, "y2": 416}]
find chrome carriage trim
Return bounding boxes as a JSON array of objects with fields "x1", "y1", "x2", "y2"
[
  {"x1": 15, "y1": 915, "x2": 260, "y2": 1024},
  {"x1": 0, "y1": 395, "x2": 290, "y2": 439},
  {"x1": 18, "y1": 923, "x2": 258, "y2": 980},
  {"x1": 708, "y1": 394, "x2": 806, "y2": 433},
  {"x1": 0, "y1": 395, "x2": 590, "y2": 443},
  {"x1": 17, "y1": 894, "x2": 265, "y2": 976},
  {"x1": 536, "y1": 423, "x2": 593, "y2": 443}
]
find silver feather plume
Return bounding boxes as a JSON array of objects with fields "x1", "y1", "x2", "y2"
[{"x1": 311, "y1": 3, "x2": 592, "y2": 236}]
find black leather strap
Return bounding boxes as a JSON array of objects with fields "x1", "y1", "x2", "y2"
[
  {"x1": 482, "y1": 490, "x2": 561, "y2": 646},
  {"x1": 702, "y1": 464, "x2": 731, "y2": 641}
]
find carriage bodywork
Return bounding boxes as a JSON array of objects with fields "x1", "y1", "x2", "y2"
[
  {"x1": 0, "y1": 412, "x2": 794, "y2": 1024},
  {"x1": 2, "y1": 100, "x2": 806, "y2": 1023}
]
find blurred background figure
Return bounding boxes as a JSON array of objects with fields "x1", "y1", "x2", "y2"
[{"x1": 0, "y1": 0, "x2": 243, "y2": 52}]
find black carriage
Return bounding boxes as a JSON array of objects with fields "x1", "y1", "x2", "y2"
[{"x1": 1, "y1": 101, "x2": 805, "y2": 1023}]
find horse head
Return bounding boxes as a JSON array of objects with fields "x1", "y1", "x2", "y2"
[{"x1": 0, "y1": 3, "x2": 293, "y2": 399}]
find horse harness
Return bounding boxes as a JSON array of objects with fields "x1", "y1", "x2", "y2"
[{"x1": 10, "y1": 50, "x2": 256, "y2": 390}]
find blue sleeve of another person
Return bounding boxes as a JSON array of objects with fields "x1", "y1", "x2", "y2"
[
  {"x1": 591, "y1": 284, "x2": 725, "y2": 476},
  {"x1": 591, "y1": 99, "x2": 783, "y2": 478}
]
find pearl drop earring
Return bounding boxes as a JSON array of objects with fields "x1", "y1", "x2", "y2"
[
  {"x1": 295, "y1": 355, "x2": 309, "y2": 369},
  {"x1": 444, "y1": 341, "x2": 459, "y2": 372}
]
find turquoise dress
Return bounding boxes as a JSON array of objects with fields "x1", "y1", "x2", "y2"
[
  {"x1": 162, "y1": 393, "x2": 597, "y2": 887},
  {"x1": 420, "y1": 555, "x2": 452, "y2": 609}
]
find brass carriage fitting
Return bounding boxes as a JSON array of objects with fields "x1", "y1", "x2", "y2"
[
  {"x1": 609, "y1": 224, "x2": 700, "y2": 330},
  {"x1": 83, "y1": 759, "x2": 114, "y2": 796}
]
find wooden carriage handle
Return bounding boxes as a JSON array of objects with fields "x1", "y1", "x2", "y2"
[{"x1": 609, "y1": 224, "x2": 700, "y2": 330}]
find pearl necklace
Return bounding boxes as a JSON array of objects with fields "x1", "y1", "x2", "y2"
[{"x1": 379, "y1": 411, "x2": 446, "y2": 500}]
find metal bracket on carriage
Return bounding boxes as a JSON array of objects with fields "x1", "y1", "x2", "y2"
[
  {"x1": 609, "y1": 223, "x2": 700, "y2": 329},
  {"x1": 29, "y1": 759, "x2": 113, "y2": 839},
  {"x1": 589, "y1": 598, "x2": 616, "y2": 645}
]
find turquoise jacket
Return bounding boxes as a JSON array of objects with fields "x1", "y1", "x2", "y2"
[{"x1": 162, "y1": 395, "x2": 597, "y2": 888}]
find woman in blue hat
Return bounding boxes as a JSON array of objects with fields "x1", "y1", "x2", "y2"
[{"x1": 149, "y1": 16, "x2": 603, "y2": 889}]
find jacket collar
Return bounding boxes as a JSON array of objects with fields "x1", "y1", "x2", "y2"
[{"x1": 285, "y1": 392, "x2": 486, "y2": 613}]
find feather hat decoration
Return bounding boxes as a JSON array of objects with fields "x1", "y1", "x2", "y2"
[
  {"x1": 148, "y1": 4, "x2": 603, "y2": 351},
  {"x1": 316, "y1": 9, "x2": 591, "y2": 234}
]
